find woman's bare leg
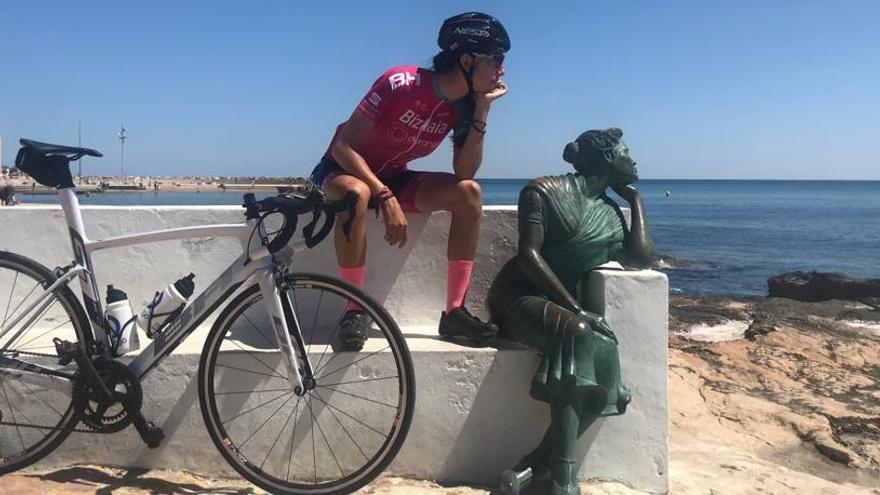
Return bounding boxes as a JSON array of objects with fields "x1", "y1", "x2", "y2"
[
  {"x1": 323, "y1": 173, "x2": 370, "y2": 267},
  {"x1": 322, "y1": 173, "x2": 372, "y2": 350},
  {"x1": 414, "y1": 173, "x2": 482, "y2": 260}
]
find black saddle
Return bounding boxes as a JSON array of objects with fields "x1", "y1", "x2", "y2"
[
  {"x1": 19, "y1": 139, "x2": 103, "y2": 158},
  {"x1": 16, "y1": 139, "x2": 103, "y2": 189}
]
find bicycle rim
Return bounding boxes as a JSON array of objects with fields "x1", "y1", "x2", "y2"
[
  {"x1": 0, "y1": 252, "x2": 86, "y2": 474},
  {"x1": 199, "y1": 273, "x2": 415, "y2": 495}
]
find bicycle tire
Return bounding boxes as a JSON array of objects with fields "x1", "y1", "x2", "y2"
[
  {"x1": 198, "y1": 272, "x2": 415, "y2": 495},
  {"x1": 0, "y1": 251, "x2": 89, "y2": 475}
]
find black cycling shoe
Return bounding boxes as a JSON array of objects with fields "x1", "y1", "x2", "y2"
[
  {"x1": 438, "y1": 306, "x2": 498, "y2": 345},
  {"x1": 332, "y1": 310, "x2": 369, "y2": 352}
]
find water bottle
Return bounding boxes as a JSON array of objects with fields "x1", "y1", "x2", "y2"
[
  {"x1": 138, "y1": 273, "x2": 196, "y2": 338},
  {"x1": 105, "y1": 285, "x2": 140, "y2": 356}
]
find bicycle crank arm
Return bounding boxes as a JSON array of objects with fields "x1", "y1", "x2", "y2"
[{"x1": 132, "y1": 411, "x2": 164, "y2": 448}]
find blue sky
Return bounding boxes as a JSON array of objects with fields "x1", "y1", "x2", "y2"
[{"x1": 1, "y1": 1, "x2": 878, "y2": 179}]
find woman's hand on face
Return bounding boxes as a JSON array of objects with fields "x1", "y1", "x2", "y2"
[
  {"x1": 380, "y1": 197, "x2": 408, "y2": 248},
  {"x1": 611, "y1": 184, "x2": 640, "y2": 203},
  {"x1": 474, "y1": 80, "x2": 508, "y2": 108}
]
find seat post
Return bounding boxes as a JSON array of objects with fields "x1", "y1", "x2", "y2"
[{"x1": 59, "y1": 187, "x2": 88, "y2": 243}]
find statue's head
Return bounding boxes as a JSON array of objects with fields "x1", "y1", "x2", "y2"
[{"x1": 563, "y1": 128, "x2": 638, "y2": 186}]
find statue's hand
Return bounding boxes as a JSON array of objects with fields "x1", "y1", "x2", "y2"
[
  {"x1": 582, "y1": 314, "x2": 619, "y2": 344},
  {"x1": 611, "y1": 184, "x2": 639, "y2": 203},
  {"x1": 596, "y1": 320, "x2": 619, "y2": 344}
]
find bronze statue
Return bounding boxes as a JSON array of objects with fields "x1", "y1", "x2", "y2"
[{"x1": 488, "y1": 128, "x2": 653, "y2": 494}]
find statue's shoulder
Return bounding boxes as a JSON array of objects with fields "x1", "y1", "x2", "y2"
[{"x1": 523, "y1": 174, "x2": 576, "y2": 196}]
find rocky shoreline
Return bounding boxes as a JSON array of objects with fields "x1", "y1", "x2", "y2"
[{"x1": 669, "y1": 294, "x2": 880, "y2": 490}]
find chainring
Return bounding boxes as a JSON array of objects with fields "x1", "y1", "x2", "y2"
[{"x1": 73, "y1": 360, "x2": 142, "y2": 433}]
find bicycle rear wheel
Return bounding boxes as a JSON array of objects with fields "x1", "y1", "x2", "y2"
[
  {"x1": 199, "y1": 272, "x2": 415, "y2": 495},
  {"x1": 0, "y1": 252, "x2": 88, "y2": 474}
]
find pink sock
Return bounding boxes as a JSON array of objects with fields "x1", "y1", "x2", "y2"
[
  {"x1": 446, "y1": 260, "x2": 474, "y2": 312},
  {"x1": 339, "y1": 265, "x2": 365, "y2": 311}
]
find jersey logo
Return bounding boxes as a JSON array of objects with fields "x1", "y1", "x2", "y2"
[
  {"x1": 399, "y1": 109, "x2": 448, "y2": 134},
  {"x1": 388, "y1": 72, "x2": 416, "y2": 90}
]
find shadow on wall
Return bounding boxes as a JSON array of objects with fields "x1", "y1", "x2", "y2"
[
  {"x1": 435, "y1": 342, "x2": 637, "y2": 487},
  {"x1": 436, "y1": 351, "x2": 546, "y2": 485}
]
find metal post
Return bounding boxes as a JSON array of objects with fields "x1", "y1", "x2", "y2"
[
  {"x1": 78, "y1": 121, "x2": 82, "y2": 182},
  {"x1": 117, "y1": 124, "x2": 127, "y2": 180}
]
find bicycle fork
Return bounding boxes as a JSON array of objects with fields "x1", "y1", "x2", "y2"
[{"x1": 256, "y1": 270, "x2": 313, "y2": 396}]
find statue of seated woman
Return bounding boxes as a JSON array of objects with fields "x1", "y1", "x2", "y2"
[{"x1": 487, "y1": 128, "x2": 653, "y2": 495}]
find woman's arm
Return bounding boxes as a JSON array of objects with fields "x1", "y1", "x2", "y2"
[
  {"x1": 331, "y1": 110, "x2": 386, "y2": 195},
  {"x1": 331, "y1": 109, "x2": 408, "y2": 247},
  {"x1": 451, "y1": 82, "x2": 508, "y2": 179},
  {"x1": 611, "y1": 184, "x2": 653, "y2": 267}
]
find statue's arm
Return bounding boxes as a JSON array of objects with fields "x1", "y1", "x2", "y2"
[
  {"x1": 613, "y1": 185, "x2": 653, "y2": 268},
  {"x1": 516, "y1": 186, "x2": 582, "y2": 313},
  {"x1": 516, "y1": 185, "x2": 620, "y2": 341}
]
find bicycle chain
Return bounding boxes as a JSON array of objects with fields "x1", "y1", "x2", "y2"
[
  {"x1": 0, "y1": 353, "x2": 143, "y2": 435},
  {"x1": 1, "y1": 349, "x2": 63, "y2": 359},
  {"x1": 0, "y1": 350, "x2": 88, "y2": 433}
]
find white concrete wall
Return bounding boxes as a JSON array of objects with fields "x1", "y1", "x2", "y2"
[
  {"x1": 0, "y1": 205, "x2": 668, "y2": 492},
  {"x1": 0, "y1": 205, "x2": 513, "y2": 325},
  {"x1": 582, "y1": 269, "x2": 669, "y2": 490}
]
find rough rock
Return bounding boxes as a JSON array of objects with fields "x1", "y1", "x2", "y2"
[
  {"x1": 768, "y1": 271, "x2": 880, "y2": 302},
  {"x1": 670, "y1": 295, "x2": 880, "y2": 490}
]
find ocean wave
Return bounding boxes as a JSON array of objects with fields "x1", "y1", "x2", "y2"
[
  {"x1": 683, "y1": 319, "x2": 750, "y2": 342},
  {"x1": 841, "y1": 320, "x2": 880, "y2": 337},
  {"x1": 653, "y1": 254, "x2": 719, "y2": 271}
]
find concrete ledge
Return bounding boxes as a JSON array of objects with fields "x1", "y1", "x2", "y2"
[{"x1": 1, "y1": 206, "x2": 668, "y2": 492}]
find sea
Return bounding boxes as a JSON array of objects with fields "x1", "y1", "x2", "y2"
[{"x1": 16, "y1": 179, "x2": 880, "y2": 300}]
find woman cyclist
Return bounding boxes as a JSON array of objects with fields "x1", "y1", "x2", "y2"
[{"x1": 309, "y1": 12, "x2": 511, "y2": 350}]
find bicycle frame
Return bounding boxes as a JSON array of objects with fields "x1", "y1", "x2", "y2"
[{"x1": 0, "y1": 188, "x2": 308, "y2": 393}]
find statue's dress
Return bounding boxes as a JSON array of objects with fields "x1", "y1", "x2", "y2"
[{"x1": 488, "y1": 174, "x2": 631, "y2": 414}]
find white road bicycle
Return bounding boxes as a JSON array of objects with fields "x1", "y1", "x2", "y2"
[{"x1": 0, "y1": 139, "x2": 415, "y2": 495}]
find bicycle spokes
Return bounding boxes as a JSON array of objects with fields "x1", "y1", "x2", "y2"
[{"x1": 201, "y1": 274, "x2": 414, "y2": 493}]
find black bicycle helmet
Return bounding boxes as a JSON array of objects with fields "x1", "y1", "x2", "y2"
[{"x1": 438, "y1": 12, "x2": 511, "y2": 55}]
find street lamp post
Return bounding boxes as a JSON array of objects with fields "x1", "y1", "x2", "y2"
[
  {"x1": 117, "y1": 124, "x2": 127, "y2": 180},
  {"x1": 78, "y1": 121, "x2": 82, "y2": 183}
]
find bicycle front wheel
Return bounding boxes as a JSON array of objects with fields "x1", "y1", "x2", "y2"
[
  {"x1": 199, "y1": 273, "x2": 415, "y2": 495},
  {"x1": 0, "y1": 252, "x2": 88, "y2": 474}
]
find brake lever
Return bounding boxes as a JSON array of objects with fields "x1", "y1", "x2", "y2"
[{"x1": 302, "y1": 206, "x2": 322, "y2": 247}]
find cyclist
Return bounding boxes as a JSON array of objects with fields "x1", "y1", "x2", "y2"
[{"x1": 309, "y1": 12, "x2": 511, "y2": 350}]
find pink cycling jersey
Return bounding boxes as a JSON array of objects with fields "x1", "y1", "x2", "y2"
[{"x1": 323, "y1": 66, "x2": 461, "y2": 179}]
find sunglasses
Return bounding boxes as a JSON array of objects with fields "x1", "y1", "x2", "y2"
[{"x1": 474, "y1": 53, "x2": 505, "y2": 68}]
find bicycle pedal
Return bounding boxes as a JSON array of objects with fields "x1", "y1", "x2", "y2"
[{"x1": 132, "y1": 413, "x2": 164, "y2": 449}]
